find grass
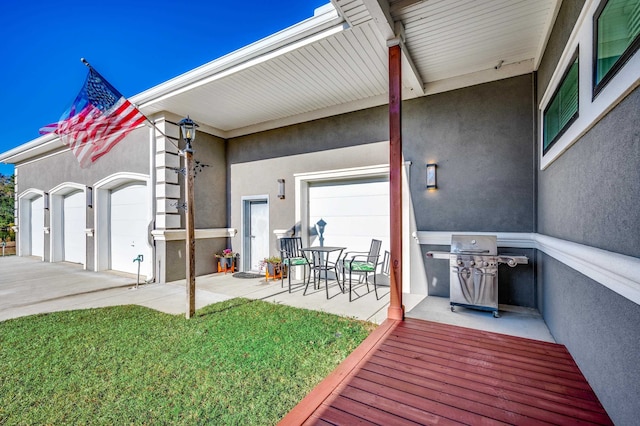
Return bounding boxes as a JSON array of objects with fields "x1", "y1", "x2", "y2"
[{"x1": 0, "y1": 298, "x2": 375, "y2": 425}]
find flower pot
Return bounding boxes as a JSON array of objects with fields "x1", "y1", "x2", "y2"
[
  {"x1": 267, "y1": 263, "x2": 280, "y2": 276},
  {"x1": 221, "y1": 257, "x2": 233, "y2": 269}
]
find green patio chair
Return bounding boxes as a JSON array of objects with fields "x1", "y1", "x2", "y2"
[
  {"x1": 279, "y1": 237, "x2": 311, "y2": 293},
  {"x1": 341, "y1": 239, "x2": 382, "y2": 301}
]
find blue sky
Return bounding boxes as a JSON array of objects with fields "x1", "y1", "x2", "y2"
[{"x1": 0, "y1": 0, "x2": 327, "y2": 176}]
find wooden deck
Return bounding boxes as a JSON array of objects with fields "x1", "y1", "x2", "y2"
[{"x1": 280, "y1": 318, "x2": 612, "y2": 425}]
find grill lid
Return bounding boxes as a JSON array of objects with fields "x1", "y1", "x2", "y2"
[{"x1": 451, "y1": 235, "x2": 497, "y2": 256}]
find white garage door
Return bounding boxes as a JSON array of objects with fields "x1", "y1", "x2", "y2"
[
  {"x1": 309, "y1": 178, "x2": 389, "y2": 255},
  {"x1": 110, "y1": 183, "x2": 149, "y2": 274},
  {"x1": 63, "y1": 191, "x2": 85, "y2": 264},
  {"x1": 30, "y1": 196, "x2": 44, "y2": 258}
]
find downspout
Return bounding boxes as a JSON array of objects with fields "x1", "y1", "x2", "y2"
[{"x1": 388, "y1": 42, "x2": 404, "y2": 321}]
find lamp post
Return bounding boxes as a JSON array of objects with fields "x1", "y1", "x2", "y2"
[{"x1": 178, "y1": 116, "x2": 199, "y2": 319}]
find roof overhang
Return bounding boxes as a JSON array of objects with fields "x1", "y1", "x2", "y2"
[{"x1": 1, "y1": 0, "x2": 562, "y2": 165}]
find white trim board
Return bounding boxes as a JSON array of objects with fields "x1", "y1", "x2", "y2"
[
  {"x1": 413, "y1": 231, "x2": 640, "y2": 306},
  {"x1": 152, "y1": 228, "x2": 237, "y2": 241},
  {"x1": 539, "y1": 0, "x2": 640, "y2": 170}
]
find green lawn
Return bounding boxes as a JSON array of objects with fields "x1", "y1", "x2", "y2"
[{"x1": 0, "y1": 298, "x2": 375, "y2": 425}]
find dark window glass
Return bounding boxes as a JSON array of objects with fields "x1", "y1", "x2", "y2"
[
  {"x1": 594, "y1": 0, "x2": 640, "y2": 94},
  {"x1": 544, "y1": 54, "x2": 579, "y2": 153}
]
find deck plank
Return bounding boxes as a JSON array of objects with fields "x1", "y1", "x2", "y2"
[{"x1": 280, "y1": 318, "x2": 613, "y2": 426}]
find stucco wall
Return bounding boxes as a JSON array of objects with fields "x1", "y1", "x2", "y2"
[
  {"x1": 17, "y1": 126, "x2": 149, "y2": 192},
  {"x1": 406, "y1": 75, "x2": 536, "y2": 304},
  {"x1": 536, "y1": 0, "x2": 640, "y2": 423},
  {"x1": 404, "y1": 75, "x2": 535, "y2": 233}
]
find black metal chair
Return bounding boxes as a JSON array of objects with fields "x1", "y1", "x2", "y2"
[
  {"x1": 341, "y1": 239, "x2": 382, "y2": 301},
  {"x1": 279, "y1": 237, "x2": 311, "y2": 293}
]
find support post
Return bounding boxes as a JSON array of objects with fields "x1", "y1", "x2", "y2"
[
  {"x1": 388, "y1": 43, "x2": 405, "y2": 320},
  {"x1": 185, "y1": 146, "x2": 196, "y2": 319}
]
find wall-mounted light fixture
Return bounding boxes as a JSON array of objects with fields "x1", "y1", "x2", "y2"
[
  {"x1": 86, "y1": 187, "x2": 93, "y2": 208},
  {"x1": 277, "y1": 179, "x2": 285, "y2": 199},
  {"x1": 44, "y1": 193, "x2": 50, "y2": 210},
  {"x1": 426, "y1": 163, "x2": 437, "y2": 189}
]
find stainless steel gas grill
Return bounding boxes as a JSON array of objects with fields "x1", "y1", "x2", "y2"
[{"x1": 427, "y1": 235, "x2": 528, "y2": 318}]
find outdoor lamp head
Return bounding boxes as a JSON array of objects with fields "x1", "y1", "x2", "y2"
[{"x1": 178, "y1": 116, "x2": 199, "y2": 142}]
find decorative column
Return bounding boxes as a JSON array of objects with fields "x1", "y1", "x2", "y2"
[{"x1": 388, "y1": 42, "x2": 404, "y2": 321}]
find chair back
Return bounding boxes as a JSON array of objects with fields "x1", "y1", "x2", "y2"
[
  {"x1": 367, "y1": 239, "x2": 382, "y2": 263},
  {"x1": 376, "y1": 250, "x2": 391, "y2": 286},
  {"x1": 381, "y1": 250, "x2": 390, "y2": 275},
  {"x1": 279, "y1": 237, "x2": 305, "y2": 259}
]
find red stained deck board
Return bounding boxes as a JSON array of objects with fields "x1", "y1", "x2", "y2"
[
  {"x1": 281, "y1": 318, "x2": 613, "y2": 426},
  {"x1": 398, "y1": 321, "x2": 577, "y2": 368},
  {"x1": 366, "y1": 352, "x2": 608, "y2": 421},
  {"x1": 358, "y1": 361, "x2": 609, "y2": 424},
  {"x1": 380, "y1": 338, "x2": 594, "y2": 395},
  {"x1": 374, "y1": 343, "x2": 603, "y2": 408}
]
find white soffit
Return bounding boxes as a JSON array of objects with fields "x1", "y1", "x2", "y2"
[
  {"x1": 141, "y1": 20, "x2": 391, "y2": 137},
  {"x1": 393, "y1": 0, "x2": 559, "y2": 82}
]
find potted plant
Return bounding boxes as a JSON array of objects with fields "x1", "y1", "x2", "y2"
[
  {"x1": 216, "y1": 248, "x2": 237, "y2": 269},
  {"x1": 259, "y1": 256, "x2": 283, "y2": 278}
]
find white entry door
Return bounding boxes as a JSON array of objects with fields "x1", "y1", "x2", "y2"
[
  {"x1": 30, "y1": 196, "x2": 44, "y2": 258},
  {"x1": 110, "y1": 183, "x2": 149, "y2": 274},
  {"x1": 308, "y1": 178, "x2": 390, "y2": 254},
  {"x1": 63, "y1": 191, "x2": 85, "y2": 264},
  {"x1": 244, "y1": 199, "x2": 269, "y2": 272}
]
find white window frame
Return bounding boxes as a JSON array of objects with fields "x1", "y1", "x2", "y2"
[{"x1": 539, "y1": 0, "x2": 640, "y2": 170}]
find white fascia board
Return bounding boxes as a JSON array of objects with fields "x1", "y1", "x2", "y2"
[
  {"x1": 0, "y1": 133, "x2": 62, "y2": 165},
  {"x1": 151, "y1": 228, "x2": 237, "y2": 241},
  {"x1": 134, "y1": 5, "x2": 346, "y2": 111}
]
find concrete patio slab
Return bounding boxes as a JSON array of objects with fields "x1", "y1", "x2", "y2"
[{"x1": 1, "y1": 257, "x2": 554, "y2": 343}]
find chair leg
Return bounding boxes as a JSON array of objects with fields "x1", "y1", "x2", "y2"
[
  {"x1": 334, "y1": 265, "x2": 343, "y2": 293},
  {"x1": 374, "y1": 272, "x2": 379, "y2": 300},
  {"x1": 304, "y1": 264, "x2": 316, "y2": 295},
  {"x1": 349, "y1": 270, "x2": 353, "y2": 302}
]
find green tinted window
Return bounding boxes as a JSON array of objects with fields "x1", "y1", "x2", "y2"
[
  {"x1": 544, "y1": 55, "x2": 579, "y2": 152},
  {"x1": 595, "y1": 0, "x2": 640, "y2": 91}
]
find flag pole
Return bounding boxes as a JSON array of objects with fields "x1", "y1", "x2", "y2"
[{"x1": 79, "y1": 58, "x2": 181, "y2": 147}]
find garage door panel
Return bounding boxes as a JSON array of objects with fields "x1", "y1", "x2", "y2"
[
  {"x1": 63, "y1": 191, "x2": 85, "y2": 264},
  {"x1": 30, "y1": 197, "x2": 44, "y2": 258},
  {"x1": 110, "y1": 184, "x2": 149, "y2": 274},
  {"x1": 312, "y1": 196, "x2": 389, "y2": 217},
  {"x1": 309, "y1": 179, "x2": 389, "y2": 255}
]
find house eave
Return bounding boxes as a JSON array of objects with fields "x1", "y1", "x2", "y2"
[
  {"x1": 133, "y1": 4, "x2": 345, "y2": 111},
  {"x1": 0, "y1": 133, "x2": 62, "y2": 166}
]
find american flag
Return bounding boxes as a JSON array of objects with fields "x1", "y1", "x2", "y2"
[{"x1": 40, "y1": 67, "x2": 146, "y2": 168}]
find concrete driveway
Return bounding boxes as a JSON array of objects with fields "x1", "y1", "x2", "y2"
[{"x1": 0, "y1": 256, "x2": 231, "y2": 322}]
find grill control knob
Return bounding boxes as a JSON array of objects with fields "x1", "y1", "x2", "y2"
[
  {"x1": 469, "y1": 260, "x2": 475, "y2": 267},
  {"x1": 481, "y1": 261, "x2": 489, "y2": 267},
  {"x1": 457, "y1": 259, "x2": 464, "y2": 266}
]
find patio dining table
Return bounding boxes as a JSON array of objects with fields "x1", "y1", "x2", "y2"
[{"x1": 301, "y1": 246, "x2": 345, "y2": 299}]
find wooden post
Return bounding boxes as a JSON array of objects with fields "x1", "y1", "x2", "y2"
[
  {"x1": 388, "y1": 43, "x2": 404, "y2": 321},
  {"x1": 185, "y1": 146, "x2": 196, "y2": 319}
]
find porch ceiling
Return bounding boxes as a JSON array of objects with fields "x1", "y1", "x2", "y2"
[{"x1": 136, "y1": 0, "x2": 560, "y2": 139}]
